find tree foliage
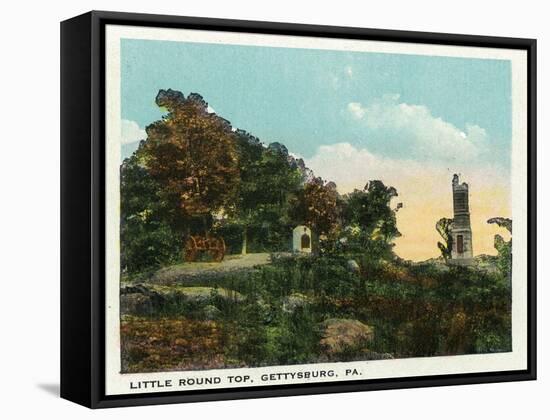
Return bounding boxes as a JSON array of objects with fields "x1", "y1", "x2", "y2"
[
  {"x1": 436, "y1": 217, "x2": 454, "y2": 261},
  {"x1": 121, "y1": 89, "x2": 404, "y2": 271},
  {"x1": 224, "y1": 132, "x2": 303, "y2": 253},
  {"x1": 488, "y1": 217, "x2": 512, "y2": 280},
  {"x1": 120, "y1": 147, "x2": 181, "y2": 273},
  {"x1": 343, "y1": 181, "x2": 401, "y2": 246},
  {"x1": 142, "y1": 90, "x2": 239, "y2": 228},
  {"x1": 289, "y1": 178, "x2": 341, "y2": 238}
]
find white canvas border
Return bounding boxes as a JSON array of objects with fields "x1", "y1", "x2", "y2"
[{"x1": 105, "y1": 24, "x2": 528, "y2": 396}]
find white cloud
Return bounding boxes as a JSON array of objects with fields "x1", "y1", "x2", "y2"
[
  {"x1": 307, "y1": 142, "x2": 434, "y2": 194},
  {"x1": 121, "y1": 119, "x2": 146, "y2": 145},
  {"x1": 347, "y1": 102, "x2": 365, "y2": 119},
  {"x1": 347, "y1": 94, "x2": 488, "y2": 162}
]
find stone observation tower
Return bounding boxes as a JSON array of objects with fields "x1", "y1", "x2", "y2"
[{"x1": 450, "y1": 174, "x2": 474, "y2": 265}]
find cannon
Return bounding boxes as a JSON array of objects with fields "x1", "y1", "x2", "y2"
[{"x1": 183, "y1": 235, "x2": 226, "y2": 262}]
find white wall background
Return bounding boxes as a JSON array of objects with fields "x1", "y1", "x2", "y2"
[{"x1": 0, "y1": 0, "x2": 546, "y2": 417}]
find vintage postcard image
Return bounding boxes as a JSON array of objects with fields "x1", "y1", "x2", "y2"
[{"x1": 104, "y1": 26, "x2": 528, "y2": 395}]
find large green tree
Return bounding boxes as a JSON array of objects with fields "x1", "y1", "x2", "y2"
[
  {"x1": 342, "y1": 180, "x2": 401, "y2": 247},
  {"x1": 229, "y1": 130, "x2": 265, "y2": 254},
  {"x1": 224, "y1": 136, "x2": 303, "y2": 254},
  {"x1": 120, "y1": 145, "x2": 181, "y2": 273},
  {"x1": 289, "y1": 177, "x2": 341, "y2": 238}
]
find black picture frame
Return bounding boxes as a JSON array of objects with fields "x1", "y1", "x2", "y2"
[{"x1": 60, "y1": 10, "x2": 537, "y2": 409}]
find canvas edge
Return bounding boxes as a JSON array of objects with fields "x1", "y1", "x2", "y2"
[{"x1": 60, "y1": 11, "x2": 94, "y2": 408}]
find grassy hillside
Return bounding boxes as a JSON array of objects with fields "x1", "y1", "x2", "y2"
[{"x1": 120, "y1": 254, "x2": 511, "y2": 373}]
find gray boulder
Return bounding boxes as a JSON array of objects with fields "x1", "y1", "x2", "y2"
[
  {"x1": 320, "y1": 318, "x2": 374, "y2": 355},
  {"x1": 282, "y1": 293, "x2": 311, "y2": 313}
]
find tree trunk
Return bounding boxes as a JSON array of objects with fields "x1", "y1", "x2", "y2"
[{"x1": 241, "y1": 226, "x2": 248, "y2": 255}]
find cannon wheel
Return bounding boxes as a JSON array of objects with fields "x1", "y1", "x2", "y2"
[
  {"x1": 209, "y1": 237, "x2": 226, "y2": 262},
  {"x1": 184, "y1": 236, "x2": 198, "y2": 262}
]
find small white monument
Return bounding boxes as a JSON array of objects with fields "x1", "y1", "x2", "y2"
[{"x1": 293, "y1": 225, "x2": 312, "y2": 253}]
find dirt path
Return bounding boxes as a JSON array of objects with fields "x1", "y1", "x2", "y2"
[{"x1": 151, "y1": 253, "x2": 272, "y2": 284}]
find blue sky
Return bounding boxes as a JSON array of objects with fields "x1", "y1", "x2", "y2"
[
  {"x1": 121, "y1": 39, "x2": 510, "y2": 164},
  {"x1": 119, "y1": 38, "x2": 512, "y2": 260}
]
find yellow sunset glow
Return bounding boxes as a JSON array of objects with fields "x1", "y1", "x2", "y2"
[
  {"x1": 393, "y1": 184, "x2": 511, "y2": 261},
  {"x1": 306, "y1": 143, "x2": 512, "y2": 262}
]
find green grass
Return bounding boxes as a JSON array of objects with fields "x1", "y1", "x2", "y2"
[{"x1": 120, "y1": 253, "x2": 512, "y2": 372}]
